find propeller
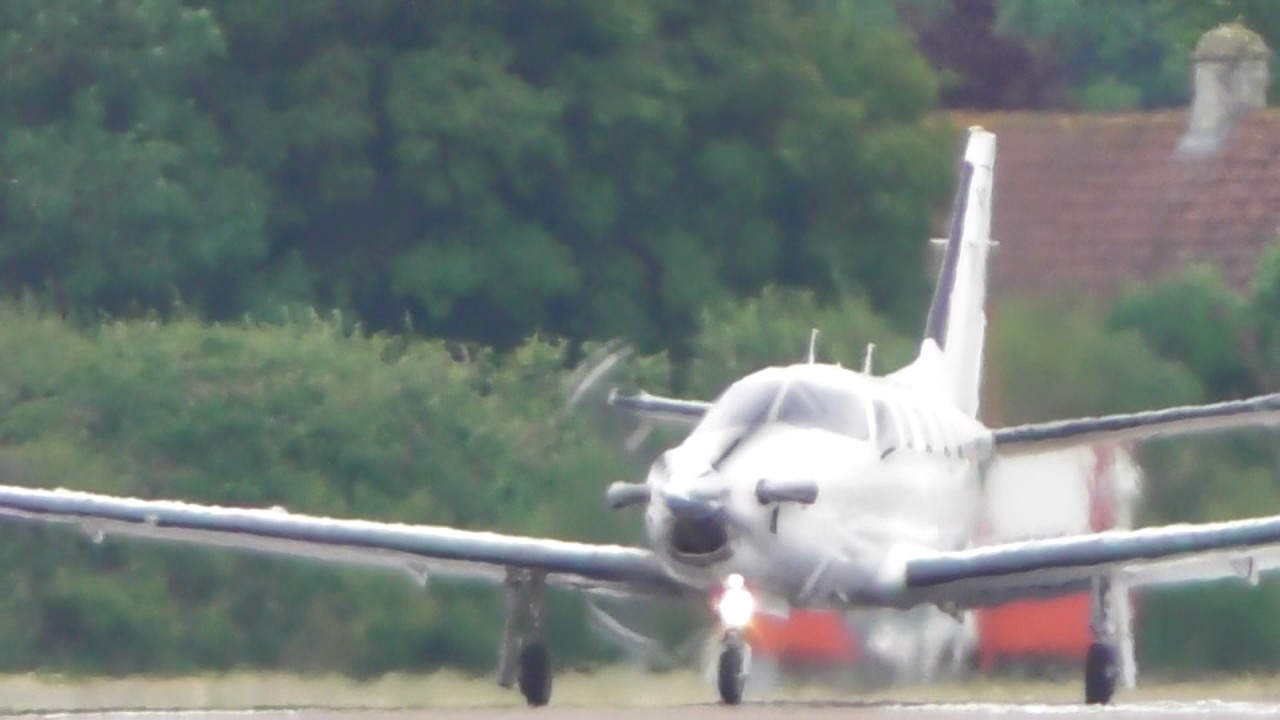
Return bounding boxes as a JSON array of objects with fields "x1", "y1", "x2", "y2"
[
  {"x1": 606, "y1": 481, "x2": 650, "y2": 509},
  {"x1": 562, "y1": 340, "x2": 668, "y2": 452}
]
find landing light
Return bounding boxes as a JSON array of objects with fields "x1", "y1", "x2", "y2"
[{"x1": 717, "y1": 573, "x2": 755, "y2": 629}]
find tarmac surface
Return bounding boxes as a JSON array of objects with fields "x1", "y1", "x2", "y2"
[
  {"x1": 1, "y1": 671, "x2": 1278, "y2": 720},
  {"x1": 4, "y1": 703, "x2": 1280, "y2": 720}
]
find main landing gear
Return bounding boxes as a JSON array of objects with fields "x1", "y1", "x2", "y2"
[
  {"x1": 714, "y1": 573, "x2": 756, "y2": 705},
  {"x1": 498, "y1": 569, "x2": 552, "y2": 706},
  {"x1": 1084, "y1": 575, "x2": 1119, "y2": 705}
]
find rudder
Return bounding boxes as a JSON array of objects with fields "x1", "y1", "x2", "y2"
[{"x1": 902, "y1": 127, "x2": 997, "y2": 416}]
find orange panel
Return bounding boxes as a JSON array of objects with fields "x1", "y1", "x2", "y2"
[
  {"x1": 748, "y1": 610, "x2": 860, "y2": 662},
  {"x1": 977, "y1": 593, "x2": 1091, "y2": 670}
]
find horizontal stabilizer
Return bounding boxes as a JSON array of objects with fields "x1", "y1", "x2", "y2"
[{"x1": 993, "y1": 392, "x2": 1280, "y2": 456}]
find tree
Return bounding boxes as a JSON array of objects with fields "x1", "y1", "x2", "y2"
[
  {"x1": 0, "y1": 304, "x2": 650, "y2": 674},
  {"x1": 903, "y1": 0, "x2": 1280, "y2": 112},
  {"x1": 995, "y1": 0, "x2": 1280, "y2": 111},
  {"x1": 900, "y1": 0, "x2": 1048, "y2": 109},
  {"x1": 0, "y1": 0, "x2": 269, "y2": 318},
  {"x1": 1110, "y1": 266, "x2": 1253, "y2": 400},
  {"x1": 195, "y1": 0, "x2": 951, "y2": 355},
  {"x1": 682, "y1": 286, "x2": 915, "y2": 398},
  {"x1": 1103, "y1": 249, "x2": 1280, "y2": 674},
  {"x1": 986, "y1": 296, "x2": 1203, "y2": 424}
]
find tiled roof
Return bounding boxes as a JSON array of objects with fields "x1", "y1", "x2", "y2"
[{"x1": 954, "y1": 110, "x2": 1280, "y2": 298}]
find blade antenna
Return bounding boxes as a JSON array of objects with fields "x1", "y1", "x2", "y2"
[{"x1": 808, "y1": 328, "x2": 819, "y2": 364}]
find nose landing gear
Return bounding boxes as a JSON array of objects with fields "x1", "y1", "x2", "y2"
[
  {"x1": 714, "y1": 573, "x2": 756, "y2": 705},
  {"x1": 716, "y1": 630, "x2": 750, "y2": 705}
]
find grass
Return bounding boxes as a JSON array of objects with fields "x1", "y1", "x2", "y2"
[{"x1": 0, "y1": 668, "x2": 1277, "y2": 711}]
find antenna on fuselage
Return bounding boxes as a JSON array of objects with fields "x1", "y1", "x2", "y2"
[
  {"x1": 807, "y1": 329, "x2": 819, "y2": 364},
  {"x1": 863, "y1": 343, "x2": 876, "y2": 374}
]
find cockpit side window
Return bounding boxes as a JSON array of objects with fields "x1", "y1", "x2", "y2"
[
  {"x1": 904, "y1": 405, "x2": 932, "y2": 452},
  {"x1": 774, "y1": 381, "x2": 872, "y2": 440},
  {"x1": 873, "y1": 400, "x2": 901, "y2": 457},
  {"x1": 938, "y1": 414, "x2": 961, "y2": 457},
  {"x1": 919, "y1": 409, "x2": 946, "y2": 455},
  {"x1": 895, "y1": 403, "x2": 917, "y2": 450}
]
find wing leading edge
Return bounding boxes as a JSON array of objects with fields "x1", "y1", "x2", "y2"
[
  {"x1": 993, "y1": 392, "x2": 1280, "y2": 456},
  {"x1": 0, "y1": 484, "x2": 689, "y2": 597},
  {"x1": 901, "y1": 514, "x2": 1280, "y2": 608}
]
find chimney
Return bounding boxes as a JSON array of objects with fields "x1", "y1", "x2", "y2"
[{"x1": 1178, "y1": 23, "x2": 1271, "y2": 157}]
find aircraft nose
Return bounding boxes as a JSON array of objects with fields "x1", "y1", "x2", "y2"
[{"x1": 659, "y1": 486, "x2": 733, "y2": 563}]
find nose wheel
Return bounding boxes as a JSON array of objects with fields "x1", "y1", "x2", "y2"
[
  {"x1": 716, "y1": 632, "x2": 749, "y2": 705},
  {"x1": 713, "y1": 574, "x2": 756, "y2": 705}
]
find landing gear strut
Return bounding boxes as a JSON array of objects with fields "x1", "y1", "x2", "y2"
[
  {"x1": 1085, "y1": 575, "x2": 1119, "y2": 705},
  {"x1": 498, "y1": 569, "x2": 551, "y2": 706},
  {"x1": 714, "y1": 574, "x2": 755, "y2": 705}
]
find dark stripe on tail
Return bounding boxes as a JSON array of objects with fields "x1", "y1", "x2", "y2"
[{"x1": 923, "y1": 160, "x2": 975, "y2": 349}]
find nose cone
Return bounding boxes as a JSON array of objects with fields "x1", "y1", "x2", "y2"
[
  {"x1": 653, "y1": 470, "x2": 734, "y2": 566},
  {"x1": 660, "y1": 485, "x2": 726, "y2": 520}
]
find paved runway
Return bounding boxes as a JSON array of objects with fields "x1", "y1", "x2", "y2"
[
  {"x1": 4, "y1": 703, "x2": 1280, "y2": 720},
  {"x1": 0, "y1": 671, "x2": 1276, "y2": 720}
]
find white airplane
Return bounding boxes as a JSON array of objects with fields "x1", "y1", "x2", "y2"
[{"x1": 3, "y1": 127, "x2": 1280, "y2": 707}]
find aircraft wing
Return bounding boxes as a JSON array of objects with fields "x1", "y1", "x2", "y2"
[
  {"x1": 901, "y1": 515, "x2": 1280, "y2": 608},
  {"x1": 0, "y1": 484, "x2": 689, "y2": 597},
  {"x1": 992, "y1": 392, "x2": 1280, "y2": 456},
  {"x1": 608, "y1": 390, "x2": 710, "y2": 426}
]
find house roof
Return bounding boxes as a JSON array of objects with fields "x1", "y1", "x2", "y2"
[{"x1": 955, "y1": 109, "x2": 1280, "y2": 298}]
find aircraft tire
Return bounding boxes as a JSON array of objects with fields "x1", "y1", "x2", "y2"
[
  {"x1": 717, "y1": 644, "x2": 745, "y2": 705},
  {"x1": 1083, "y1": 642, "x2": 1117, "y2": 705},
  {"x1": 518, "y1": 642, "x2": 552, "y2": 707}
]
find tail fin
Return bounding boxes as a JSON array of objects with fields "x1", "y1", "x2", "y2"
[{"x1": 893, "y1": 127, "x2": 996, "y2": 416}]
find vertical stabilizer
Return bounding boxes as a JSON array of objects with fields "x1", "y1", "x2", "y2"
[{"x1": 894, "y1": 128, "x2": 996, "y2": 417}]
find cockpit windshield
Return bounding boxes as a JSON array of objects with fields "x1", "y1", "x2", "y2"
[
  {"x1": 698, "y1": 373, "x2": 781, "y2": 432},
  {"x1": 697, "y1": 371, "x2": 873, "y2": 440},
  {"x1": 774, "y1": 379, "x2": 871, "y2": 440}
]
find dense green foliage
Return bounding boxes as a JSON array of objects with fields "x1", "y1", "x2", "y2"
[
  {"x1": 0, "y1": 285, "x2": 925, "y2": 674},
  {"x1": 987, "y1": 298, "x2": 1203, "y2": 424},
  {"x1": 907, "y1": 0, "x2": 1280, "y2": 111},
  {"x1": 1105, "y1": 248, "x2": 1280, "y2": 676},
  {"x1": 1, "y1": 284, "x2": 1271, "y2": 677},
  {"x1": 1, "y1": 0, "x2": 1280, "y2": 682},
  {"x1": 1109, "y1": 250, "x2": 1280, "y2": 525},
  {"x1": 0, "y1": 0, "x2": 950, "y2": 356},
  {"x1": 683, "y1": 287, "x2": 916, "y2": 397},
  {"x1": 0, "y1": 304, "x2": 671, "y2": 674},
  {"x1": 983, "y1": 287, "x2": 1280, "y2": 676}
]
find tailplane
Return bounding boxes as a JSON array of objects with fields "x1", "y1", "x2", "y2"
[{"x1": 891, "y1": 127, "x2": 996, "y2": 417}]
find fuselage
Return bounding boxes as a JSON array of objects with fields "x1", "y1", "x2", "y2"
[{"x1": 643, "y1": 362, "x2": 993, "y2": 610}]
